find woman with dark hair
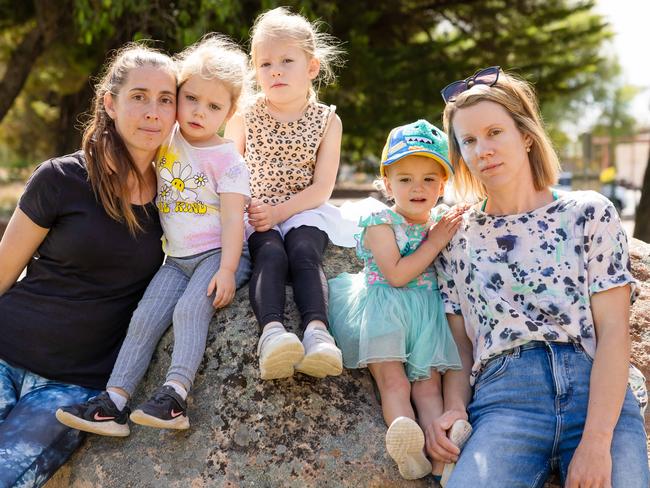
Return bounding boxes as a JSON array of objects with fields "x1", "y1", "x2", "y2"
[
  {"x1": 0, "y1": 44, "x2": 177, "y2": 487},
  {"x1": 428, "y1": 67, "x2": 648, "y2": 487}
]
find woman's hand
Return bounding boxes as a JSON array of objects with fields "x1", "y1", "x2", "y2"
[
  {"x1": 566, "y1": 432, "x2": 613, "y2": 488},
  {"x1": 424, "y1": 408, "x2": 468, "y2": 463},
  {"x1": 248, "y1": 198, "x2": 281, "y2": 232},
  {"x1": 206, "y1": 268, "x2": 236, "y2": 308}
]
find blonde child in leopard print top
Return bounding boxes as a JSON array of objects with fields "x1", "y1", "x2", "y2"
[{"x1": 225, "y1": 7, "x2": 345, "y2": 381}]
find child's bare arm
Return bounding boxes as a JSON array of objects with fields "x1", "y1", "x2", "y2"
[
  {"x1": 364, "y1": 208, "x2": 465, "y2": 287},
  {"x1": 224, "y1": 113, "x2": 246, "y2": 156},
  {"x1": 206, "y1": 193, "x2": 246, "y2": 308}
]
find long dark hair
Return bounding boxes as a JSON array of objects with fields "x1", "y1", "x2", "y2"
[{"x1": 82, "y1": 44, "x2": 176, "y2": 234}]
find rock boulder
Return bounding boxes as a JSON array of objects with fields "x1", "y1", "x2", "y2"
[{"x1": 47, "y1": 239, "x2": 650, "y2": 487}]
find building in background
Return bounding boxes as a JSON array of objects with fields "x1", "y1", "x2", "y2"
[{"x1": 591, "y1": 129, "x2": 650, "y2": 188}]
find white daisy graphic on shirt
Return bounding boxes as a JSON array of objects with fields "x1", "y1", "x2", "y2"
[
  {"x1": 158, "y1": 184, "x2": 172, "y2": 202},
  {"x1": 194, "y1": 173, "x2": 208, "y2": 187},
  {"x1": 159, "y1": 161, "x2": 198, "y2": 201}
]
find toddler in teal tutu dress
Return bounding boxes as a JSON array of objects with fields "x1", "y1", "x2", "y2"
[{"x1": 329, "y1": 120, "x2": 471, "y2": 482}]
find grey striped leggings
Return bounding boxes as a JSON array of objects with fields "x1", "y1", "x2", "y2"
[{"x1": 107, "y1": 248, "x2": 251, "y2": 395}]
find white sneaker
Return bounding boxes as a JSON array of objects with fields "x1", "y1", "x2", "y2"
[
  {"x1": 295, "y1": 328, "x2": 343, "y2": 378},
  {"x1": 385, "y1": 416, "x2": 432, "y2": 480},
  {"x1": 439, "y1": 419, "x2": 473, "y2": 487},
  {"x1": 257, "y1": 326, "x2": 304, "y2": 380}
]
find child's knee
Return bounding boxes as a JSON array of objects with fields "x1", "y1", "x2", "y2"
[
  {"x1": 374, "y1": 370, "x2": 411, "y2": 398},
  {"x1": 255, "y1": 241, "x2": 289, "y2": 269},
  {"x1": 411, "y1": 375, "x2": 442, "y2": 398},
  {"x1": 172, "y1": 300, "x2": 209, "y2": 331},
  {"x1": 287, "y1": 238, "x2": 318, "y2": 260}
]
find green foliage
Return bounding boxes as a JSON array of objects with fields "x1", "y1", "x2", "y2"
[
  {"x1": 0, "y1": 0, "x2": 618, "y2": 171},
  {"x1": 324, "y1": 0, "x2": 614, "y2": 160},
  {"x1": 0, "y1": 0, "x2": 34, "y2": 29},
  {"x1": 591, "y1": 83, "x2": 639, "y2": 138}
]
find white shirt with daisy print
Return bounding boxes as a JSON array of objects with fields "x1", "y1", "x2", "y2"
[{"x1": 155, "y1": 123, "x2": 250, "y2": 257}]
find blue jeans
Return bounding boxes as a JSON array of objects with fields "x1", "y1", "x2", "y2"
[
  {"x1": 447, "y1": 342, "x2": 649, "y2": 488},
  {"x1": 0, "y1": 359, "x2": 100, "y2": 488}
]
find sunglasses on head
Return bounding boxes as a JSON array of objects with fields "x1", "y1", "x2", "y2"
[{"x1": 441, "y1": 66, "x2": 501, "y2": 104}]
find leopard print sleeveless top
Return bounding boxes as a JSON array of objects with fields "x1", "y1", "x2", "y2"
[{"x1": 243, "y1": 97, "x2": 336, "y2": 205}]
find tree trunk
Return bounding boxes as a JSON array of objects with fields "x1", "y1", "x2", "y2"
[
  {"x1": 0, "y1": 0, "x2": 71, "y2": 124},
  {"x1": 633, "y1": 147, "x2": 650, "y2": 243},
  {"x1": 0, "y1": 25, "x2": 43, "y2": 123},
  {"x1": 56, "y1": 80, "x2": 95, "y2": 155}
]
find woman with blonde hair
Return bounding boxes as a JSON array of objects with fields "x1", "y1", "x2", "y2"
[
  {"x1": 0, "y1": 44, "x2": 177, "y2": 486},
  {"x1": 428, "y1": 66, "x2": 648, "y2": 487}
]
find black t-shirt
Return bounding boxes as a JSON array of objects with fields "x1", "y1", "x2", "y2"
[{"x1": 0, "y1": 152, "x2": 164, "y2": 389}]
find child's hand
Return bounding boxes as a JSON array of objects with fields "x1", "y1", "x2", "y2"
[
  {"x1": 248, "y1": 198, "x2": 280, "y2": 232},
  {"x1": 427, "y1": 204, "x2": 467, "y2": 250},
  {"x1": 206, "y1": 268, "x2": 236, "y2": 308}
]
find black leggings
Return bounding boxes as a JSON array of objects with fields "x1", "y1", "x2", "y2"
[{"x1": 248, "y1": 225, "x2": 329, "y2": 331}]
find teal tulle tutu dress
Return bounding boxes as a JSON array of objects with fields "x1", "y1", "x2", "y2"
[{"x1": 328, "y1": 208, "x2": 462, "y2": 381}]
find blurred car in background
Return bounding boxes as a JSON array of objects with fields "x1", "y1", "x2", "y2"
[{"x1": 556, "y1": 171, "x2": 573, "y2": 192}]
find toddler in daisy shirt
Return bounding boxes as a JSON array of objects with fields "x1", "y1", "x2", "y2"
[{"x1": 56, "y1": 35, "x2": 251, "y2": 436}]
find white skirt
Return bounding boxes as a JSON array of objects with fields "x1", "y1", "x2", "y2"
[{"x1": 245, "y1": 198, "x2": 388, "y2": 247}]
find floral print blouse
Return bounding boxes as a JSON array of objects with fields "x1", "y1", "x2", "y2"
[
  {"x1": 434, "y1": 191, "x2": 638, "y2": 385},
  {"x1": 357, "y1": 207, "x2": 447, "y2": 291}
]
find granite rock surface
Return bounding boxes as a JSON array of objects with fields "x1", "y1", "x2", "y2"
[{"x1": 47, "y1": 239, "x2": 650, "y2": 487}]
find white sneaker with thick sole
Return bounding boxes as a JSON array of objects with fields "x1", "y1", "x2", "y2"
[
  {"x1": 295, "y1": 328, "x2": 343, "y2": 378},
  {"x1": 439, "y1": 419, "x2": 473, "y2": 487},
  {"x1": 257, "y1": 327, "x2": 305, "y2": 380},
  {"x1": 385, "y1": 416, "x2": 432, "y2": 480}
]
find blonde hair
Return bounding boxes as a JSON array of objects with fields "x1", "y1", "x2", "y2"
[
  {"x1": 82, "y1": 43, "x2": 176, "y2": 235},
  {"x1": 250, "y1": 7, "x2": 343, "y2": 97},
  {"x1": 176, "y1": 34, "x2": 250, "y2": 113},
  {"x1": 442, "y1": 69, "x2": 560, "y2": 201}
]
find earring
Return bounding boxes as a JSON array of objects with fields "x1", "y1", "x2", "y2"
[{"x1": 526, "y1": 146, "x2": 531, "y2": 153}]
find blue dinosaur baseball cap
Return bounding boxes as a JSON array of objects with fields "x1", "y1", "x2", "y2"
[{"x1": 380, "y1": 119, "x2": 453, "y2": 178}]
